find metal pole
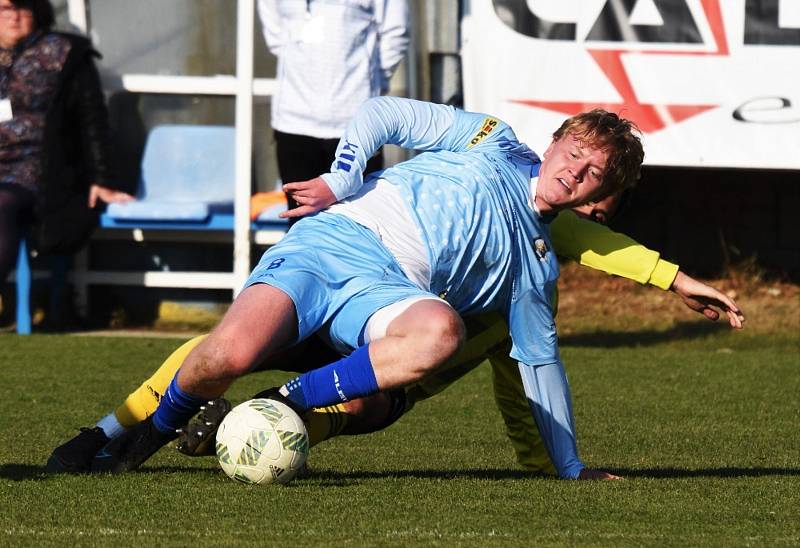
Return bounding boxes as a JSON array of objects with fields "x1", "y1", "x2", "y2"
[{"x1": 233, "y1": 0, "x2": 255, "y2": 297}]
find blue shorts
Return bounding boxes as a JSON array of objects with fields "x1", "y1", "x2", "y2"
[{"x1": 245, "y1": 213, "x2": 433, "y2": 353}]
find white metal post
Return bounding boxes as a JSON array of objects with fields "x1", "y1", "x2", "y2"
[
  {"x1": 66, "y1": 0, "x2": 87, "y2": 34},
  {"x1": 233, "y1": 0, "x2": 256, "y2": 296}
]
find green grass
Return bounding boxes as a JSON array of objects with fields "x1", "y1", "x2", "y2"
[{"x1": 1, "y1": 330, "x2": 798, "y2": 546}]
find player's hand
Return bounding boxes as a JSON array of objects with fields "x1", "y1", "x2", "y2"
[
  {"x1": 670, "y1": 271, "x2": 745, "y2": 329},
  {"x1": 88, "y1": 184, "x2": 135, "y2": 208},
  {"x1": 578, "y1": 469, "x2": 622, "y2": 480},
  {"x1": 280, "y1": 177, "x2": 337, "y2": 219}
]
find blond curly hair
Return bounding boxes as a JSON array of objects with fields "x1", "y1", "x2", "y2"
[{"x1": 552, "y1": 109, "x2": 644, "y2": 199}]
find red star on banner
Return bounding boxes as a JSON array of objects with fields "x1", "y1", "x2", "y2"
[{"x1": 512, "y1": 0, "x2": 728, "y2": 133}]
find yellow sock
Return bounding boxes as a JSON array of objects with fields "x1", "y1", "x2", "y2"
[
  {"x1": 114, "y1": 335, "x2": 208, "y2": 428},
  {"x1": 305, "y1": 404, "x2": 349, "y2": 447}
]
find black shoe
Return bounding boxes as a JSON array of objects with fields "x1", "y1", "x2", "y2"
[
  {"x1": 252, "y1": 386, "x2": 306, "y2": 416},
  {"x1": 90, "y1": 416, "x2": 177, "y2": 474},
  {"x1": 46, "y1": 427, "x2": 110, "y2": 474},
  {"x1": 176, "y1": 398, "x2": 232, "y2": 457}
]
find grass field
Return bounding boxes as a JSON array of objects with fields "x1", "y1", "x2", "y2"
[{"x1": 1, "y1": 270, "x2": 798, "y2": 546}]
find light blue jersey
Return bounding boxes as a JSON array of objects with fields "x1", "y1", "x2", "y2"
[
  {"x1": 324, "y1": 97, "x2": 559, "y2": 367},
  {"x1": 251, "y1": 97, "x2": 586, "y2": 478},
  {"x1": 320, "y1": 97, "x2": 583, "y2": 477}
]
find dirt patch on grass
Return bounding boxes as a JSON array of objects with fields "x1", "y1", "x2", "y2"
[{"x1": 556, "y1": 261, "x2": 799, "y2": 336}]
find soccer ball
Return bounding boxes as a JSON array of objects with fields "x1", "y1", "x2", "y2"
[{"x1": 215, "y1": 398, "x2": 309, "y2": 485}]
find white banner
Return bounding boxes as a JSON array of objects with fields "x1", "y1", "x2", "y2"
[{"x1": 461, "y1": 0, "x2": 800, "y2": 169}]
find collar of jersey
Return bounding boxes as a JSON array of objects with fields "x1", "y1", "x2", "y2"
[{"x1": 528, "y1": 165, "x2": 558, "y2": 225}]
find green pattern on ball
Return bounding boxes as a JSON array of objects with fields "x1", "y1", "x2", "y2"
[
  {"x1": 248, "y1": 399, "x2": 283, "y2": 426},
  {"x1": 278, "y1": 430, "x2": 309, "y2": 455},
  {"x1": 216, "y1": 441, "x2": 232, "y2": 465},
  {"x1": 238, "y1": 429, "x2": 271, "y2": 466},
  {"x1": 233, "y1": 470, "x2": 254, "y2": 484}
]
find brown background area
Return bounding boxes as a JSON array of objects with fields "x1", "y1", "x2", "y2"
[{"x1": 613, "y1": 167, "x2": 800, "y2": 282}]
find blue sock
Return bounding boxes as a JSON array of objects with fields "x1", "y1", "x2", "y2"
[
  {"x1": 281, "y1": 345, "x2": 379, "y2": 412},
  {"x1": 152, "y1": 375, "x2": 207, "y2": 435}
]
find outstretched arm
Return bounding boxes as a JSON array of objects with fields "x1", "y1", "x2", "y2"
[
  {"x1": 516, "y1": 359, "x2": 582, "y2": 479},
  {"x1": 670, "y1": 271, "x2": 745, "y2": 329},
  {"x1": 551, "y1": 211, "x2": 745, "y2": 328},
  {"x1": 551, "y1": 210, "x2": 678, "y2": 288},
  {"x1": 517, "y1": 359, "x2": 621, "y2": 480}
]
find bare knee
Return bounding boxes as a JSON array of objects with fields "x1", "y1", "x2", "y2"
[
  {"x1": 407, "y1": 308, "x2": 465, "y2": 376},
  {"x1": 429, "y1": 308, "x2": 466, "y2": 355},
  {"x1": 181, "y1": 283, "x2": 298, "y2": 385},
  {"x1": 185, "y1": 335, "x2": 257, "y2": 383}
]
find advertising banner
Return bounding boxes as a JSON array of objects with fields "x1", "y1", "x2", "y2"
[{"x1": 462, "y1": 0, "x2": 800, "y2": 169}]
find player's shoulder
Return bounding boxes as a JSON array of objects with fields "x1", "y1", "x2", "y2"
[{"x1": 451, "y1": 109, "x2": 518, "y2": 151}]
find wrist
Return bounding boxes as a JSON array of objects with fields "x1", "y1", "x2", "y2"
[
  {"x1": 320, "y1": 172, "x2": 348, "y2": 201},
  {"x1": 652, "y1": 259, "x2": 680, "y2": 291}
]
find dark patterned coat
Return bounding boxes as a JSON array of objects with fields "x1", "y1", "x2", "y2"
[{"x1": 1, "y1": 31, "x2": 126, "y2": 254}]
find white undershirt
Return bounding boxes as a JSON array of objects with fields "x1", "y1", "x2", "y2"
[
  {"x1": 328, "y1": 178, "x2": 430, "y2": 290},
  {"x1": 529, "y1": 176, "x2": 542, "y2": 216}
]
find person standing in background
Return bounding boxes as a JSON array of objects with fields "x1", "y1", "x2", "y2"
[{"x1": 257, "y1": 0, "x2": 409, "y2": 219}]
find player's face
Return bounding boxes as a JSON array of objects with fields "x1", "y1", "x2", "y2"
[
  {"x1": 0, "y1": 0, "x2": 36, "y2": 49},
  {"x1": 535, "y1": 134, "x2": 609, "y2": 215},
  {"x1": 572, "y1": 192, "x2": 621, "y2": 225}
]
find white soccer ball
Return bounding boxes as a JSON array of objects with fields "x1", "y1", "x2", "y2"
[{"x1": 215, "y1": 398, "x2": 309, "y2": 485}]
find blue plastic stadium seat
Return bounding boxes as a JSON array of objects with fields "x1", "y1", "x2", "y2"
[{"x1": 104, "y1": 125, "x2": 236, "y2": 228}]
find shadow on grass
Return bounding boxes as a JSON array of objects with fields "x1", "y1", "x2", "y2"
[
  {"x1": 0, "y1": 464, "x2": 48, "y2": 481},
  {"x1": 0, "y1": 462, "x2": 219, "y2": 481},
  {"x1": 610, "y1": 466, "x2": 800, "y2": 479},
  {"x1": 560, "y1": 320, "x2": 728, "y2": 348},
  {"x1": 301, "y1": 468, "x2": 536, "y2": 483},
  {"x1": 303, "y1": 466, "x2": 800, "y2": 483},
  {"x1": 5, "y1": 463, "x2": 798, "y2": 482},
  {"x1": 0, "y1": 464, "x2": 547, "y2": 482},
  {"x1": 106, "y1": 466, "x2": 537, "y2": 483}
]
